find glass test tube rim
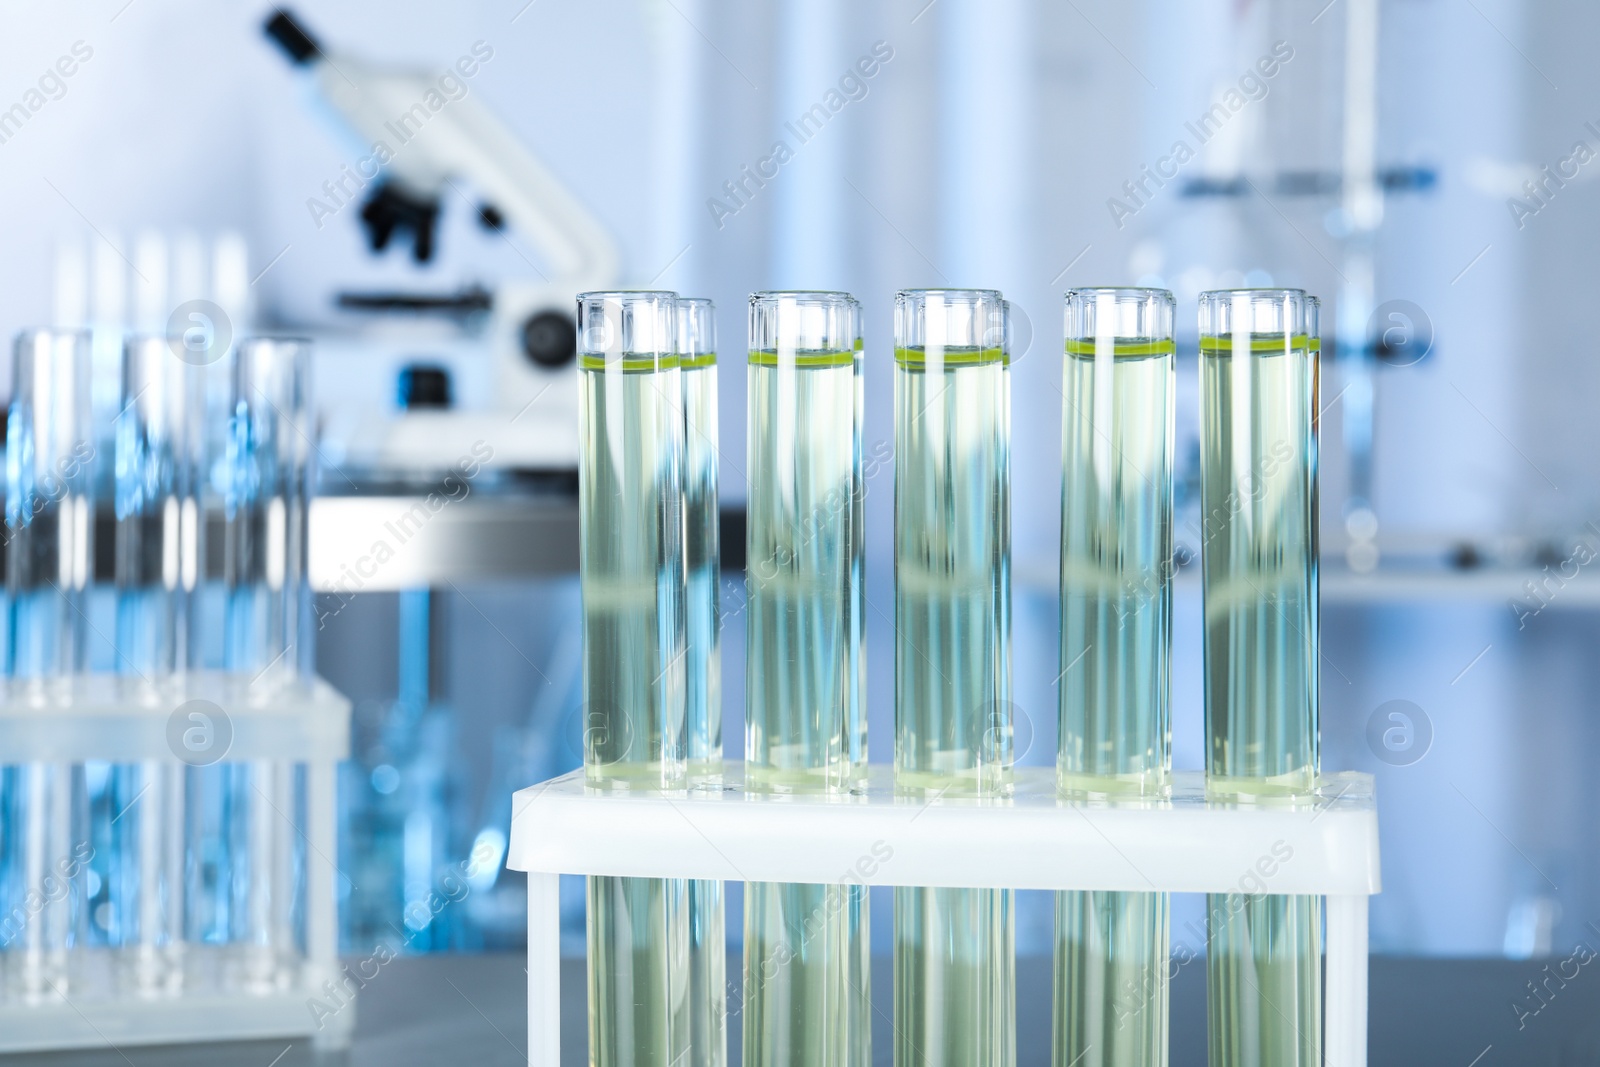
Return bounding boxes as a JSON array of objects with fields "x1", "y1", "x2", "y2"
[
  {"x1": 1197, "y1": 288, "x2": 1312, "y2": 334},
  {"x1": 747, "y1": 291, "x2": 856, "y2": 360},
  {"x1": 9, "y1": 326, "x2": 94, "y2": 562},
  {"x1": 12, "y1": 326, "x2": 95, "y2": 461},
  {"x1": 894, "y1": 287, "x2": 1005, "y2": 300},
  {"x1": 1063, "y1": 287, "x2": 1176, "y2": 348},
  {"x1": 1197, "y1": 286, "x2": 1311, "y2": 295},
  {"x1": 579, "y1": 292, "x2": 679, "y2": 372},
  {"x1": 580, "y1": 289, "x2": 679, "y2": 299},
  {"x1": 1063, "y1": 286, "x2": 1176, "y2": 325},
  {"x1": 1063, "y1": 285, "x2": 1176, "y2": 300},
  {"x1": 676, "y1": 297, "x2": 715, "y2": 350},
  {"x1": 233, "y1": 336, "x2": 315, "y2": 416},
  {"x1": 894, "y1": 289, "x2": 1009, "y2": 361},
  {"x1": 894, "y1": 288, "x2": 1006, "y2": 334},
  {"x1": 120, "y1": 331, "x2": 207, "y2": 389},
  {"x1": 749, "y1": 289, "x2": 854, "y2": 303}
]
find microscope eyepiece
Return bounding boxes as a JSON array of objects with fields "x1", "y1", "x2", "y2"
[{"x1": 264, "y1": 9, "x2": 321, "y2": 65}]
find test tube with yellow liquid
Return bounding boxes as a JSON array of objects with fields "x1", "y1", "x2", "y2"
[
  {"x1": 577, "y1": 290, "x2": 690, "y2": 1067},
  {"x1": 892, "y1": 289, "x2": 1014, "y2": 1067},
  {"x1": 743, "y1": 291, "x2": 870, "y2": 1067},
  {"x1": 1055, "y1": 288, "x2": 1175, "y2": 1067},
  {"x1": 1198, "y1": 289, "x2": 1321, "y2": 1067}
]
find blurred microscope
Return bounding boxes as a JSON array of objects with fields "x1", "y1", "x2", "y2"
[
  {"x1": 264, "y1": 8, "x2": 617, "y2": 477},
  {"x1": 262, "y1": 9, "x2": 618, "y2": 951}
]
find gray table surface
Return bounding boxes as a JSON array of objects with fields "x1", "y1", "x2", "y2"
[{"x1": 4, "y1": 954, "x2": 1597, "y2": 1066}]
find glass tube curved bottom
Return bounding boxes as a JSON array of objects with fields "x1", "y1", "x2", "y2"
[{"x1": 1054, "y1": 890, "x2": 1168, "y2": 1067}]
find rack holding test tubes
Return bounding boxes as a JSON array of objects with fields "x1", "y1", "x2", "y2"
[
  {"x1": 0, "y1": 329, "x2": 352, "y2": 1052},
  {"x1": 510, "y1": 286, "x2": 1380, "y2": 1067}
]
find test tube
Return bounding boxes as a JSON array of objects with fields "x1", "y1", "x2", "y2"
[
  {"x1": 744, "y1": 291, "x2": 866, "y2": 793},
  {"x1": 892, "y1": 289, "x2": 1014, "y2": 1067},
  {"x1": 1054, "y1": 289, "x2": 1175, "y2": 1067},
  {"x1": 742, "y1": 291, "x2": 869, "y2": 1067},
  {"x1": 1198, "y1": 290, "x2": 1320, "y2": 1066},
  {"x1": 114, "y1": 336, "x2": 201, "y2": 993},
  {"x1": 577, "y1": 291, "x2": 690, "y2": 1067},
  {"x1": 225, "y1": 337, "x2": 311, "y2": 991},
  {"x1": 5, "y1": 328, "x2": 93, "y2": 999},
  {"x1": 225, "y1": 338, "x2": 310, "y2": 685},
  {"x1": 678, "y1": 296, "x2": 725, "y2": 1067}
]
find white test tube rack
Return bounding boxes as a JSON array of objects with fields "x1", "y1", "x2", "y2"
[
  {"x1": 0, "y1": 671, "x2": 352, "y2": 1053},
  {"x1": 509, "y1": 763, "x2": 1380, "y2": 1067}
]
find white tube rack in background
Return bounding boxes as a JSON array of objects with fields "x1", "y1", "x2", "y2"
[
  {"x1": 508, "y1": 764, "x2": 1381, "y2": 1067},
  {"x1": 0, "y1": 672, "x2": 351, "y2": 1053}
]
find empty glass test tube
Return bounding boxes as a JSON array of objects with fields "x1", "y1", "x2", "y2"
[
  {"x1": 224, "y1": 337, "x2": 311, "y2": 991},
  {"x1": 114, "y1": 336, "x2": 202, "y2": 994},
  {"x1": 743, "y1": 291, "x2": 869, "y2": 1067},
  {"x1": 577, "y1": 291, "x2": 690, "y2": 1067},
  {"x1": 679, "y1": 296, "x2": 726, "y2": 1067},
  {"x1": 1198, "y1": 289, "x2": 1320, "y2": 1067},
  {"x1": 1054, "y1": 289, "x2": 1174, "y2": 1067},
  {"x1": 892, "y1": 289, "x2": 1014, "y2": 1067},
  {"x1": 3, "y1": 328, "x2": 93, "y2": 1000}
]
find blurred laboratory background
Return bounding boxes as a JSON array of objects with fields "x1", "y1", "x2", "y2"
[{"x1": 0, "y1": 0, "x2": 1594, "y2": 1009}]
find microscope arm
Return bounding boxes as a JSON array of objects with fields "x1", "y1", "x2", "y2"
[{"x1": 269, "y1": 9, "x2": 617, "y2": 283}]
